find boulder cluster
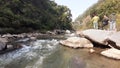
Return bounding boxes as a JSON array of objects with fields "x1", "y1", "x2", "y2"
[
  {"x1": 0, "y1": 33, "x2": 41, "y2": 53},
  {"x1": 60, "y1": 29, "x2": 120, "y2": 59}
]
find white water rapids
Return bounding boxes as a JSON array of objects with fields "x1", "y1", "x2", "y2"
[{"x1": 0, "y1": 39, "x2": 59, "y2": 68}]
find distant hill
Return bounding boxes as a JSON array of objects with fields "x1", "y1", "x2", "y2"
[{"x1": 74, "y1": 0, "x2": 120, "y2": 30}]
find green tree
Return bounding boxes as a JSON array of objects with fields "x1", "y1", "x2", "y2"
[{"x1": 0, "y1": 0, "x2": 72, "y2": 33}]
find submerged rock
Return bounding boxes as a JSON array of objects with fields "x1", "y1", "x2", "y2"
[
  {"x1": 60, "y1": 37, "x2": 93, "y2": 48},
  {"x1": 101, "y1": 48, "x2": 120, "y2": 59},
  {"x1": 89, "y1": 49, "x2": 95, "y2": 53},
  {"x1": 69, "y1": 56, "x2": 86, "y2": 68}
]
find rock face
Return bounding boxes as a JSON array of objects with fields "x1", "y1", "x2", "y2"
[
  {"x1": 106, "y1": 31, "x2": 120, "y2": 49},
  {"x1": 79, "y1": 29, "x2": 115, "y2": 45},
  {"x1": 60, "y1": 37, "x2": 93, "y2": 48}
]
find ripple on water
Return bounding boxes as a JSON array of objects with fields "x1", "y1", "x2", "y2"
[{"x1": 0, "y1": 39, "x2": 59, "y2": 68}]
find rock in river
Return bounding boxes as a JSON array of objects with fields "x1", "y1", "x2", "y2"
[
  {"x1": 60, "y1": 37, "x2": 93, "y2": 48},
  {"x1": 101, "y1": 48, "x2": 120, "y2": 59},
  {"x1": 0, "y1": 38, "x2": 8, "y2": 51},
  {"x1": 105, "y1": 31, "x2": 120, "y2": 49},
  {"x1": 79, "y1": 29, "x2": 115, "y2": 46}
]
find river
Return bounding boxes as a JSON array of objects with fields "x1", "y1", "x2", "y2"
[{"x1": 0, "y1": 38, "x2": 120, "y2": 68}]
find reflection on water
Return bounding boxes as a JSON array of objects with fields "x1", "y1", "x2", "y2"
[
  {"x1": 43, "y1": 45, "x2": 120, "y2": 68},
  {"x1": 57, "y1": 47, "x2": 120, "y2": 68},
  {"x1": 0, "y1": 39, "x2": 120, "y2": 68}
]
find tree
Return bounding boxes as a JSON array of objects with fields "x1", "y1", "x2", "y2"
[{"x1": 0, "y1": 0, "x2": 73, "y2": 33}]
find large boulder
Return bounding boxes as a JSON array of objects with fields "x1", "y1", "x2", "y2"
[
  {"x1": 105, "y1": 31, "x2": 120, "y2": 49},
  {"x1": 79, "y1": 29, "x2": 115, "y2": 45},
  {"x1": 101, "y1": 48, "x2": 120, "y2": 59},
  {"x1": 60, "y1": 37, "x2": 93, "y2": 48},
  {"x1": 0, "y1": 38, "x2": 8, "y2": 51},
  {"x1": 0, "y1": 42, "x2": 6, "y2": 51}
]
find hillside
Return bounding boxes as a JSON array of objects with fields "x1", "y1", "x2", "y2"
[
  {"x1": 74, "y1": 0, "x2": 120, "y2": 30},
  {"x1": 0, "y1": 0, "x2": 72, "y2": 33}
]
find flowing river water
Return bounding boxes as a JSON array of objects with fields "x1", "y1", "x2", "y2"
[{"x1": 0, "y1": 38, "x2": 120, "y2": 68}]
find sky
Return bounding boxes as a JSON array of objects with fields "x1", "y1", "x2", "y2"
[{"x1": 55, "y1": 0, "x2": 98, "y2": 21}]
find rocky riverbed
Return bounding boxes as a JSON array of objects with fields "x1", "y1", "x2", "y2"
[
  {"x1": 61, "y1": 29, "x2": 120, "y2": 59},
  {"x1": 1, "y1": 29, "x2": 120, "y2": 68},
  {"x1": 0, "y1": 30, "x2": 66, "y2": 54}
]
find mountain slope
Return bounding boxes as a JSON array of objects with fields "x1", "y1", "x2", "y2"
[{"x1": 74, "y1": 0, "x2": 120, "y2": 30}]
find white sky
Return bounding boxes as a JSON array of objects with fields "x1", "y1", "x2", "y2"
[{"x1": 55, "y1": 0, "x2": 98, "y2": 21}]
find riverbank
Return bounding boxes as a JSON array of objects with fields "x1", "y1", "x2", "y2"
[
  {"x1": 1, "y1": 29, "x2": 120, "y2": 60},
  {"x1": 60, "y1": 29, "x2": 120, "y2": 59},
  {"x1": 0, "y1": 30, "x2": 66, "y2": 54},
  {"x1": 0, "y1": 29, "x2": 120, "y2": 68}
]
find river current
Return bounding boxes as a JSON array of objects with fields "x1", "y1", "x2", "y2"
[{"x1": 0, "y1": 38, "x2": 120, "y2": 68}]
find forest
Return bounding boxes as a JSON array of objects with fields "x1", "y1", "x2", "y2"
[{"x1": 0, "y1": 0, "x2": 72, "y2": 33}]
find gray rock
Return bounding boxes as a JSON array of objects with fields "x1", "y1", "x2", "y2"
[
  {"x1": 30, "y1": 37, "x2": 36, "y2": 41},
  {"x1": 60, "y1": 37, "x2": 93, "y2": 48},
  {"x1": 65, "y1": 30, "x2": 71, "y2": 34},
  {"x1": 46, "y1": 31, "x2": 56, "y2": 35},
  {"x1": 0, "y1": 37, "x2": 8, "y2": 51},
  {"x1": 0, "y1": 41, "x2": 6, "y2": 51},
  {"x1": 78, "y1": 29, "x2": 116, "y2": 48},
  {"x1": 1, "y1": 33, "x2": 13, "y2": 38},
  {"x1": 6, "y1": 44, "x2": 13, "y2": 49},
  {"x1": 0, "y1": 37, "x2": 8, "y2": 43},
  {"x1": 101, "y1": 48, "x2": 120, "y2": 59},
  {"x1": 105, "y1": 31, "x2": 120, "y2": 49},
  {"x1": 107, "y1": 31, "x2": 120, "y2": 47}
]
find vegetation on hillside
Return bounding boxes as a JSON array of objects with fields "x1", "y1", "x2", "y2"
[
  {"x1": 74, "y1": 0, "x2": 120, "y2": 30},
  {"x1": 0, "y1": 0, "x2": 72, "y2": 33}
]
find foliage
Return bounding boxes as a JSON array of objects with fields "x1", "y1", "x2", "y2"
[
  {"x1": 0, "y1": 0, "x2": 72, "y2": 33},
  {"x1": 75, "y1": 0, "x2": 120, "y2": 30}
]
